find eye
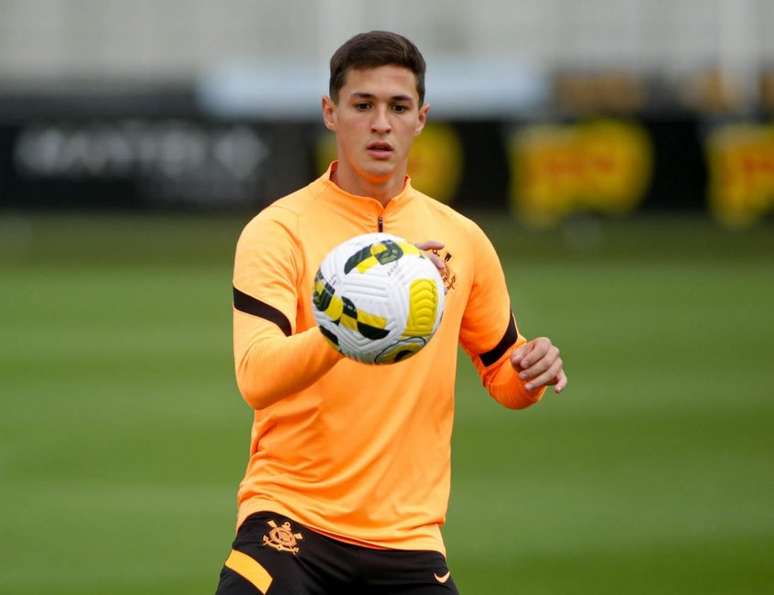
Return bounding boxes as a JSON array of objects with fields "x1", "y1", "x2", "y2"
[
  {"x1": 392, "y1": 104, "x2": 409, "y2": 113},
  {"x1": 354, "y1": 102, "x2": 371, "y2": 111}
]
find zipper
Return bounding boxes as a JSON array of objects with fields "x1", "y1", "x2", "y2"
[{"x1": 377, "y1": 215, "x2": 383, "y2": 232}]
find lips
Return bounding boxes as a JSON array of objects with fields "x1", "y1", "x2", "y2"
[{"x1": 366, "y1": 141, "x2": 394, "y2": 159}]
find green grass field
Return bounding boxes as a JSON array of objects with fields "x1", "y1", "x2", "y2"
[{"x1": 1, "y1": 213, "x2": 773, "y2": 594}]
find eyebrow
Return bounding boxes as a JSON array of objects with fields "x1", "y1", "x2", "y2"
[{"x1": 351, "y1": 92, "x2": 413, "y2": 103}]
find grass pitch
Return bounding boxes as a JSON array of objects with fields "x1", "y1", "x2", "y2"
[{"x1": 1, "y1": 213, "x2": 773, "y2": 594}]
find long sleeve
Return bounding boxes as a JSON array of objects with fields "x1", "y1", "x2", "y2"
[
  {"x1": 467, "y1": 328, "x2": 546, "y2": 409},
  {"x1": 458, "y1": 221, "x2": 546, "y2": 409},
  {"x1": 235, "y1": 316, "x2": 341, "y2": 410},
  {"x1": 232, "y1": 207, "x2": 342, "y2": 410}
]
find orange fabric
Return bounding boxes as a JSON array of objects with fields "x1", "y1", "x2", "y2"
[
  {"x1": 232, "y1": 162, "x2": 544, "y2": 554},
  {"x1": 224, "y1": 550, "x2": 273, "y2": 593}
]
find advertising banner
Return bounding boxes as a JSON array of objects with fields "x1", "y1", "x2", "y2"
[{"x1": 0, "y1": 104, "x2": 769, "y2": 227}]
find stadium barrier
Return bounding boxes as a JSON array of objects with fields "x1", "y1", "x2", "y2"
[{"x1": 0, "y1": 95, "x2": 772, "y2": 226}]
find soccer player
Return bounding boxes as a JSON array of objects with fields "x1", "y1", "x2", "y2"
[{"x1": 216, "y1": 31, "x2": 567, "y2": 594}]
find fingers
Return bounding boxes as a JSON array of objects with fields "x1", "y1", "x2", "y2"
[
  {"x1": 518, "y1": 344, "x2": 559, "y2": 380},
  {"x1": 510, "y1": 337, "x2": 567, "y2": 393},
  {"x1": 553, "y1": 370, "x2": 568, "y2": 394},
  {"x1": 415, "y1": 240, "x2": 445, "y2": 273},
  {"x1": 426, "y1": 252, "x2": 445, "y2": 272},
  {"x1": 516, "y1": 338, "x2": 552, "y2": 372},
  {"x1": 415, "y1": 240, "x2": 445, "y2": 251},
  {"x1": 525, "y1": 358, "x2": 563, "y2": 391},
  {"x1": 510, "y1": 342, "x2": 531, "y2": 367}
]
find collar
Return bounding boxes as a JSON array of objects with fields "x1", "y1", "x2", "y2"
[{"x1": 319, "y1": 161, "x2": 414, "y2": 209}]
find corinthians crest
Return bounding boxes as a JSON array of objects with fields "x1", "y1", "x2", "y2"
[
  {"x1": 431, "y1": 248, "x2": 456, "y2": 292},
  {"x1": 262, "y1": 520, "x2": 303, "y2": 554}
]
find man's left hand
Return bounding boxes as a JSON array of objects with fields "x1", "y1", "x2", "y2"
[
  {"x1": 415, "y1": 240, "x2": 445, "y2": 273},
  {"x1": 511, "y1": 337, "x2": 567, "y2": 394}
]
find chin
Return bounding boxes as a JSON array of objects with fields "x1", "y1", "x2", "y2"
[{"x1": 360, "y1": 159, "x2": 397, "y2": 181}]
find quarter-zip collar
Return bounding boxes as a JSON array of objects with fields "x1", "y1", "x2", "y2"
[{"x1": 319, "y1": 161, "x2": 415, "y2": 211}]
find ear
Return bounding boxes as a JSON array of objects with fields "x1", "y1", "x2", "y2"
[
  {"x1": 321, "y1": 96, "x2": 337, "y2": 131},
  {"x1": 415, "y1": 102, "x2": 430, "y2": 136}
]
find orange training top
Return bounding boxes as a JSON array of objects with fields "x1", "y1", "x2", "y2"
[{"x1": 232, "y1": 162, "x2": 544, "y2": 555}]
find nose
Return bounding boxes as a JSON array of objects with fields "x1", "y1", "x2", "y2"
[{"x1": 370, "y1": 106, "x2": 391, "y2": 134}]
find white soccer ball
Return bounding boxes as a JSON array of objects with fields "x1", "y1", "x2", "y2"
[{"x1": 312, "y1": 232, "x2": 445, "y2": 364}]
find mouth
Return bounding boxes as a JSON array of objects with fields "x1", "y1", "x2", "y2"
[{"x1": 366, "y1": 141, "x2": 394, "y2": 160}]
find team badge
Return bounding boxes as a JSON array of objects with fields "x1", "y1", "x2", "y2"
[
  {"x1": 262, "y1": 520, "x2": 303, "y2": 554},
  {"x1": 431, "y1": 249, "x2": 456, "y2": 292}
]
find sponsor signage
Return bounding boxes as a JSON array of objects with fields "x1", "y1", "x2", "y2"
[
  {"x1": 508, "y1": 120, "x2": 653, "y2": 226},
  {"x1": 706, "y1": 124, "x2": 774, "y2": 226},
  {"x1": 0, "y1": 106, "x2": 770, "y2": 227},
  {"x1": 1, "y1": 119, "x2": 309, "y2": 209}
]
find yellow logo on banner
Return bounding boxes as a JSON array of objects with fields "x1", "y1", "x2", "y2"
[
  {"x1": 317, "y1": 123, "x2": 463, "y2": 204},
  {"x1": 707, "y1": 124, "x2": 774, "y2": 227},
  {"x1": 509, "y1": 120, "x2": 652, "y2": 226}
]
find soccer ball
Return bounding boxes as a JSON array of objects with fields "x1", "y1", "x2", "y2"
[{"x1": 312, "y1": 232, "x2": 445, "y2": 364}]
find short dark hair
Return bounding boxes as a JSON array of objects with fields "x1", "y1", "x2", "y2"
[{"x1": 329, "y1": 31, "x2": 426, "y2": 105}]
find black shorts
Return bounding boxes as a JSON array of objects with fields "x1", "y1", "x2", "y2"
[{"x1": 215, "y1": 512, "x2": 459, "y2": 595}]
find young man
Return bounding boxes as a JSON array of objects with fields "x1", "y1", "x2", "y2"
[{"x1": 216, "y1": 31, "x2": 567, "y2": 594}]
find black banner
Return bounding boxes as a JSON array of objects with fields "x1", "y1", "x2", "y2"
[
  {"x1": 0, "y1": 119, "x2": 312, "y2": 211},
  {"x1": 0, "y1": 104, "x2": 772, "y2": 226}
]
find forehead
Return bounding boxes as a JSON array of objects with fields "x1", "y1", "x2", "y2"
[{"x1": 340, "y1": 65, "x2": 419, "y2": 100}]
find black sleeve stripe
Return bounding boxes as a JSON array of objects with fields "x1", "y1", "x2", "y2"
[
  {"x1": 479, "y1": 313, "x2": 519, "y2": 367},
  {"x1": 233, "y1": 286, "x2": 292, "y2": 337}
]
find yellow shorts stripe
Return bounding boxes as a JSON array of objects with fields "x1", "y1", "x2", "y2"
[{"x1": 224, "y1": 549, "x2": 273, "y2": 593}]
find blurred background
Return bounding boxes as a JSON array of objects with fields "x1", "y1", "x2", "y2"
[{"x1": 1, "y1": 1, "x2": 773, "y2": 594}]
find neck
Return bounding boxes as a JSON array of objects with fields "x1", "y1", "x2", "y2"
[{"x1": 331, "y1": 160, "x2": 407, "y2": 207}]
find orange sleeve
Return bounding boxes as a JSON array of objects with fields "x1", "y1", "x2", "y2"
[
  {"x1": 468, "y1": 330, "x2": 546, "y2": 409},
  {"x1": 233, "y1": 208, "x2": 342, "y2": 410},
  {"x1": 459, "y1": 221, "x2": 545, "y2": 409},
  {"x1": 234, "y1": 317, "x2": 342, "y2": 410}
]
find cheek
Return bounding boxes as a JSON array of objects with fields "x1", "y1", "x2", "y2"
[
  {"x1": 395, "y1": 121, "x2": 420, "y2": 146},
  {"x1": 339, "y1": 118, "x2": 367, "y2": 141},
  {"x1": 336, "y1": 125, "x2": 358, "y2": 150}
]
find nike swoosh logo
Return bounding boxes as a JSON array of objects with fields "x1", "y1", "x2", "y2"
[{"x1": 434, "y1": 571, "x2": 451, "y2": 583}]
